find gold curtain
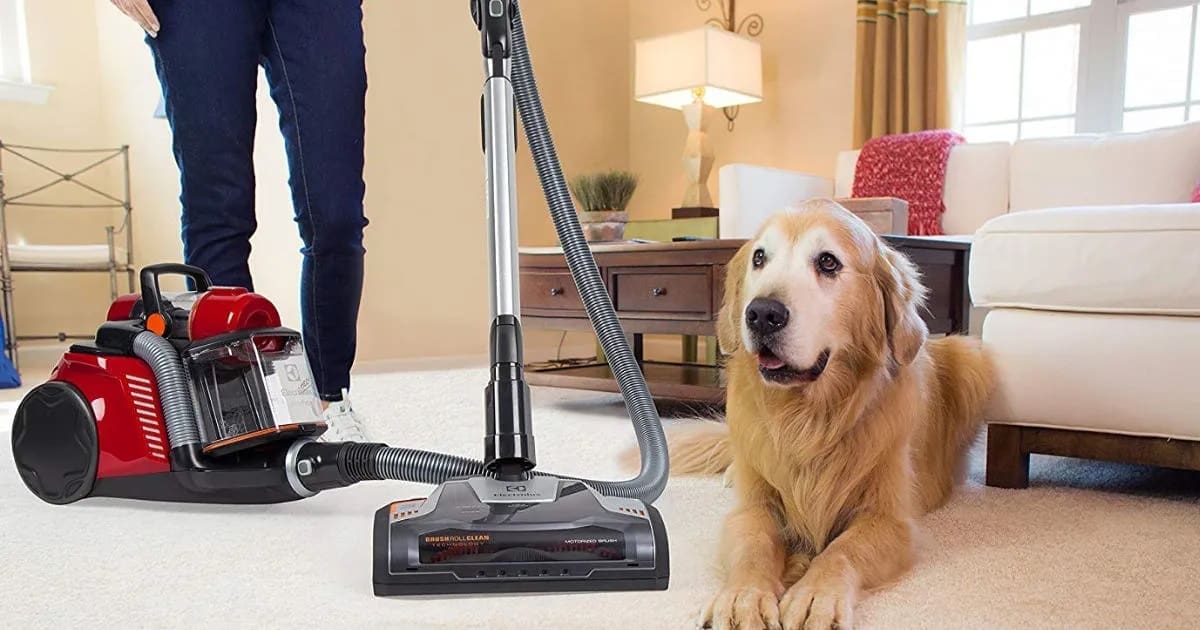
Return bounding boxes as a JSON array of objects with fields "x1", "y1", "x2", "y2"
[{"x1": 853, "y1": 1, "x2": 967, "y2": 148}]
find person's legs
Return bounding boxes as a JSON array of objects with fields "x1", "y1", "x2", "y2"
[
  {"x1": 260, "y1": 0, "x2": 368, "y2": 402},
  {"x1": 146, "y1": 0, "x2": 269, "y2": 289}
]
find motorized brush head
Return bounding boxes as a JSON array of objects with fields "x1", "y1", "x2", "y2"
[{"x1": 372, "y1": 477, "x2": 669, "y2": 595}]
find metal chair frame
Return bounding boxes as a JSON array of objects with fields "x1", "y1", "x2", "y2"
[{"x1": 0, "y1": 141, "x2": 135, "y2": 371}]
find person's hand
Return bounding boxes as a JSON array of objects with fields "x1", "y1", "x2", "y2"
[{"x1": 111, "y1": 0, "x2": 160, "y2": 38}]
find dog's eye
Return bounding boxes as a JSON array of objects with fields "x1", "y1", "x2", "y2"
[
  {"x1": 752, "y1": 248, "x2": 766, "y2": 269},
  {"x1": 816, "y1": 252, "x2": 842, "y2": 276}
]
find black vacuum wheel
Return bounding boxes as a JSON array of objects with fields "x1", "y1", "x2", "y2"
[{"x1": 11, "y1": 381, "x2": 98, "y2": 504}]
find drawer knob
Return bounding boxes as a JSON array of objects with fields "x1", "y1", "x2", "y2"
[
  {"x1": 651, "y1": 287, "x2": 667, "y2": 297},
  {"x1": 549, "y1": 287, "x2": 564, "y2": 296}
]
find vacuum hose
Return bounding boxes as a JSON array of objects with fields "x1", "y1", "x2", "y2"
[
  {"x1": 505, "y1": 0, "x2": 668, "y2": 500},
  {"x1": 132, "y1": 331, "x2": 200, "y2": 448}
]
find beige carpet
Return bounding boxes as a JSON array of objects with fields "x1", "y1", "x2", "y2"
[{"x1": 2, "y1": 367, "x2": 1198, "y2": 629}]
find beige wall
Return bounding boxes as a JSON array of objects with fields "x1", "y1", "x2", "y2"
[
  {"x1": 357, "y1": 1, "x2": 630, "y2": 360},
  {"x1": 516, "y1": 2, "x2": 631, "y2": 247},
  {"x1": 627, "y1": 0, "x2": 857, "y2": 220}
]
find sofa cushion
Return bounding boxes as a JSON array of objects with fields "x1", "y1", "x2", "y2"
[
  {"x1": 970, "y1": 204, "x2": 1200, "y2": 315},
  {"x1": 835, "y1": 142, "x2": 1010, "y2": 235},
  {"x1": 1010, "y1": 121, "x2": 1200, "y2": 212},
  {"x1": 982, "y1": 309, "x2": 1200, "y2": 440}
]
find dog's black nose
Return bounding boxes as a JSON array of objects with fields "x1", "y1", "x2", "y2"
[{"x1": 745, "y1": 298, "x2": 789, "y2": 335}]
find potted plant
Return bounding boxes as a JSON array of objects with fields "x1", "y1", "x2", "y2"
[{"x1": 569, "y1": 170, "x2": 638, "y2": 242}]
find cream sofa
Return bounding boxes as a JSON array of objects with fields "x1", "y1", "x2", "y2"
[{"x1": 718, "y1": 122, "x2": 1200, "y2": 486}]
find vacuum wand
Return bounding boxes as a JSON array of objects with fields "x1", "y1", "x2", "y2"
[{"x1": 477, "y1": 0, "x2": 536, "y2": 481}]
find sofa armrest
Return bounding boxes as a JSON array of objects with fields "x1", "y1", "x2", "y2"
[{"x1": 718, "y1": 164, "x2": 834, "y2": 238}]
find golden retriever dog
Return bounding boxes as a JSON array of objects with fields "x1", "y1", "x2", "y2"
[{"x1": 671, "y1": 200, "x2": 994, "y2": 630}]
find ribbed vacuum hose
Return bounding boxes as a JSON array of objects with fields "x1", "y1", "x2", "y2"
[
  {"x1": 506, "y1": 0, "x2": 668, "y2": 502},
  {"x1": 373, "y1": 446, "x2": 484, "y2": 486},
  {"x1": 360, "y1": 2, "x2": 670, "y2": 503},
  {"x1": 132, "y1": 331, "x2": 200, "y2": 448}
]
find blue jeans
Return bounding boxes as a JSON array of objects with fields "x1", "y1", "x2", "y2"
[{"x1": 146, "y1": 0, "x2": 367, "y2": 401}]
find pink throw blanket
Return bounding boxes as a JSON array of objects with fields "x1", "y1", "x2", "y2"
[{"x1": 851, "y1": 130, "x2": 964, "y2": 236}]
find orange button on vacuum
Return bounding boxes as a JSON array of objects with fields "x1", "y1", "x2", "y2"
[{"x1": 146, "y1": 313, "x2": 167, "y2": 336}]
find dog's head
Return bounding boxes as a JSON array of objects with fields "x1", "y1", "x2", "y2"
[{"x1": 718, "y1": 200, "x2": 928, "y2": 389}]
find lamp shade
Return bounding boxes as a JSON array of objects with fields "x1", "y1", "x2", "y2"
[{"x1": 634, "y1": 26, "x2": 763, "y2": 110}]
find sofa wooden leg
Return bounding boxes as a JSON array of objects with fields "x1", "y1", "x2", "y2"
[{"x1": 986, "y1": 424, "x2": 1030, "y2": 489}]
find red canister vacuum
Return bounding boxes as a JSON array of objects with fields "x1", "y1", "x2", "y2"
[
  {"x1": 12, "y1": 263, "x2": 328, "y2": 504},
  {"x1": 11, "y1": 261, "x2": 671, "y2": 595}
]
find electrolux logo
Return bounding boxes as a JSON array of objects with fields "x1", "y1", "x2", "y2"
[{"x1": 493, "y1": 484, "x2": 540, "y2": 498}]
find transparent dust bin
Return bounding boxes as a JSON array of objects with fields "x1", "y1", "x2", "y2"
[{"x1": 184, "y1": 329, "x2": 327, "y2": 457}]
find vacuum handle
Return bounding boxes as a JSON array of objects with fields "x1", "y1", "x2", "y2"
[{"x1": 139, "y1": 263, "x2": 212, "y2": 322}]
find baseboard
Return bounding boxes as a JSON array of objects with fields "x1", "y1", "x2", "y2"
[{"x1": 13, "y1": 343, "x2": 70, "y2": 377}]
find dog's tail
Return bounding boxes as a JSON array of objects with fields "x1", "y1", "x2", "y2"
[
  {"x1": 621, "y1": 421, "x2": 733, "y2": 476},
  {"x1": 668, "y1": 422, "x2": 734, "y2": 475},
  {"x1": 920, "y1": 335, "x2": 996, "y2": 511}
]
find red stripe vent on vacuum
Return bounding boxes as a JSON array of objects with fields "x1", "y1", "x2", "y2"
[{"x1": 126, "y1": 375, "x2": 168, "y2": 462}]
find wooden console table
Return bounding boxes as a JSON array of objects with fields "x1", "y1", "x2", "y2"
[{"x1": 519, "y1": 235, "x2": 972, "y2": 403}]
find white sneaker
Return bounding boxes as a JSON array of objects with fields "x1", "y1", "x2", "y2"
[{"x1": 321, "y1": 388, "x2": 371, "y2": 443}]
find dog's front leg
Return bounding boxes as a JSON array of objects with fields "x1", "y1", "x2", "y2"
[
  {"x1": 702, "y1": 473, "x2": 786, "y2": 630},
  {"x1": 777, "y1": 514, "x2": 914, "y2": 630}
]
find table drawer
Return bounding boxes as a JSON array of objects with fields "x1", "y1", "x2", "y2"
[
  {"x1": 521, "y1": 270, "x2": 584, "y2": 312},
  {"x1": 612, "y1": 268, "x2": 712, "y2": 315}
]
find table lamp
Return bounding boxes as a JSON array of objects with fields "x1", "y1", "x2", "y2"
[{"x1": 634, "y1": 25, "x2": 762, "y2": 213}]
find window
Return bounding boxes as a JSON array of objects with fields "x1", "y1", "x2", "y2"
[
  {"x1": 964, "y1": 0, "x2": 1200, "y2": 141},
  {"x1": 0, "y1": 0, "x2": 31, "y2": 83},
  {"x1": 1118, "y1": 2, "x2": 1200, "y2": 131},
  {"x1": 0, "y1": 0, "x2": 50, "y2": 104}
]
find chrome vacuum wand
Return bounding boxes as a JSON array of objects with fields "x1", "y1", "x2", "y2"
[{"x1": 479, "y1": 0, "x2": 536, "y2": 481}]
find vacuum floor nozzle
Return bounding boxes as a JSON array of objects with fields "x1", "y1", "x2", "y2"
[{"x1": 373, "y1": 477, "x2": 669, "y2": 595}]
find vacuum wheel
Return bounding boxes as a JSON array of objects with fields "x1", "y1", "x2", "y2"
[{"x1": 11, "y1": 381, "x2": 98, "y2": 504}]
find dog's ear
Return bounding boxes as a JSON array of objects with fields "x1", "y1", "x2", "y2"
[
  {"x1": 873, "y1": 241, "x2": 928, "y2": 365},
  {"x1": 717, "y1": 243, "x2": 753, "y2": 355}
]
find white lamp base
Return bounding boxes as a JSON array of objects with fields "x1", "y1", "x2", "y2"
[{"x1": 681, "y1": 98, "x2": 715, "y2": 209}]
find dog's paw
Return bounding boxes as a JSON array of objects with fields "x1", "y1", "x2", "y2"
[
  {"x1": 778, "y1": 573, "x2": 854, "y2": 630},
  {"x1": 699, "y1": 583, "x2": 782, "y2": 630},
  {"x1": 722, "y1": 466, "x2": 736, "y2": 488}
]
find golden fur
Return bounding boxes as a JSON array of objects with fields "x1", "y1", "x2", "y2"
[{"x1": 672, "y1": 201, "x2": 995, "y2": 629}]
